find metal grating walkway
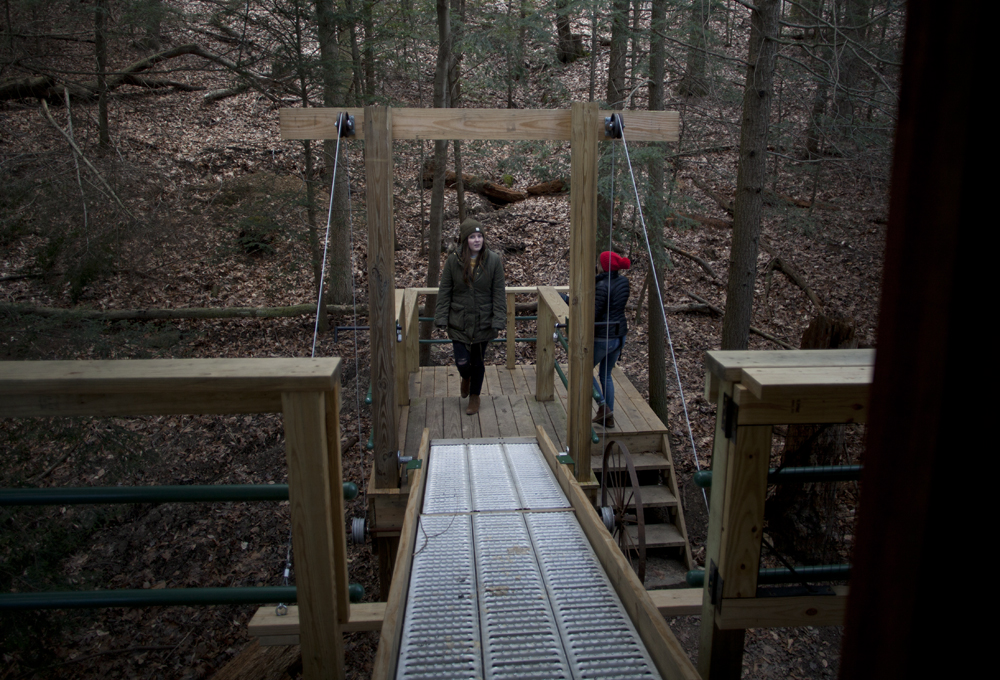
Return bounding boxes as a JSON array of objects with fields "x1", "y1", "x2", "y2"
[{"x1": 396, "y1": 438, "x2": 662, "y2": 680}]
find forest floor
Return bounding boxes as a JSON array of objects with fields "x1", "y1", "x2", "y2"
[{"x1": 0, "y1": 12, "x2": 887, "y2": 680}]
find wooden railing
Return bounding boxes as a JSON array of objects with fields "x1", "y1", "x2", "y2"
[
  {"x1": 394, "y1": 285, "x2": 570, "y2": 404},
  {"x1": 0, "y1": 358, "x2": 349, "y2": 680}
]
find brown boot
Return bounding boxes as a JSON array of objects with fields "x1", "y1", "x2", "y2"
[
  {"x1": 461, "y1": 377, "x2": 470, "y2": 399},
  {"x1": 466, "y1": 394, "x2": 480, "y2": 415},
  {"x1": 593, "y1": 405, "x2": 615, "y2": 428}
]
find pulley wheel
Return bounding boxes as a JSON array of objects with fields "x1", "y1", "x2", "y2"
[
  {"x1": 351, "y1": 517, "x2": 366, "y2": 545},
  {"x1": 600, "y1": 439, "x2": 646, "y2": 584}
]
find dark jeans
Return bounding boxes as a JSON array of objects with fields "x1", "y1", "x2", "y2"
[
  {"x1": 453, "y1": 341, "x2": 488, "y2": 396},
  {"x1": 593, "y1": 336, "x2": 624, "y2": 412}
]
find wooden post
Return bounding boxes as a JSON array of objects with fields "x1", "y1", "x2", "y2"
[
  {"x1": 282, "y1": 391, "x2": 344, "y2": 680},
  {"x1": 324, "y1": 383, "x2": 350, "y2": 625},
  {"x1": 535, "y1": 287, "x2": 557, "y2": 402},
  {"x1": 394, "y1": 289, "x2": 408, "y2": 406},
  {"x1": 567, "y1": 102, "x2": 599, "y2": 482},
  {"x1": 698, "y1": 395, "x2": 772, "y2": 680},
  {"x1": 506, "y1": 291, "x2": 516, "y2": 370},
  {"x1": 404, "y1": 288, "x2": 419, "y2": 374},
  {"x1": 365, "y1": 106, "x2": 398, "y2": 489}
]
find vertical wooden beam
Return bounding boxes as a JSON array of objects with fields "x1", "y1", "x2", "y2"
[
  {"x1": 506, "y1": 291, "x2": 516, "y2": 370},
  {"x1": 394, "y1": 289, "x2": 408, "y2": 406},
  {"x1": 698, "y1": 386, "x2": 772, "y2": 680},
  {"x1": 535, "y1": 289, "x2": 555, "y2": 402},
  {"x1": 568, "y1": 102, "x2": 599, "y2": 481},
  {"x1": 365, "y1": 106, "x2": 398, "y2": 489},
  {"x1": 324, "y1": 383, "x2": 350, "y2": 625},
  {"x1": 404, "y1": 288, "x2": 419, "y2": 374},
  {"x1": 283, "y1": 391, "x2": 344, "y2": 680}
]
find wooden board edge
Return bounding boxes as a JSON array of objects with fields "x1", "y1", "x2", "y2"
[
  {"x1": 716, "y1": 588, "x2": 849, "y2": 629},
  {"x1": 371, "y1": 428, "x2": 430, "y2": 680}
]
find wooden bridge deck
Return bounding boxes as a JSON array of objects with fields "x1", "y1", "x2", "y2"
[{"x1": 397, "y1": 364, "x2": 669, "y2": 465}]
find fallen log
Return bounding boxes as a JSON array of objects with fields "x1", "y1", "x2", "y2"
[{"x1": 421, "y1": 162, "x2": 527, "y2": 204}]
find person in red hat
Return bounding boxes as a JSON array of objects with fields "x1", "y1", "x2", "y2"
[{"x1": 592, "y1": 251, "x2": 631, "y2": 428}]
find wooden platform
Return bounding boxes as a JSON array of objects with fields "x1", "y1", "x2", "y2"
[{"x1": 398, "y1": 364, "x2": 670, "y2": 460}]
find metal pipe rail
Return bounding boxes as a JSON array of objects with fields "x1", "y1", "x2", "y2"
[
  {"x1": 693, "y1": 465, "x2": 864, "y2": 488},
  {"x1": 0, "y1": 482, "x2": 358, "y2": 506}
]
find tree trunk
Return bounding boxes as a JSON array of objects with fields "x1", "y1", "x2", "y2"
[
  {"x1": 314, "y1": 0, "x2": 352, "y2": 310},
  {"x1": 765, "y1": 314, "x2": 858, "y2": 565},
  {"x1": 832, "y1": 0, "x2": 870, "y2": 125},
  {"x1": 646, "y1": 0, "x2": 670, "y2": 425},
  {"x1": 555, "y1": 0, "x2": 584, "y2": 63},
  {"x1": 421, "y1": 0, "x2": 451, "y2": 366},
  {"x1": 450, "y1": 0, "x2": 466, "y2": 223},
  {"x1": 677, "y1": 0, "x2": 710, "y2": 97},
  {"x1": 95, "y1": 0, "x2": 110, "y2": 149},
  {"x1": 605, "y1": 0, "x2": 629, "y2": 107},
  {"x1": 720, "y1": 0, "x2": 780, "y2": 350}
]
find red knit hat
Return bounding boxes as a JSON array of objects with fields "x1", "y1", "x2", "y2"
[{"x1": 600, "y1": 251, "x2": 631, "y2": 272}]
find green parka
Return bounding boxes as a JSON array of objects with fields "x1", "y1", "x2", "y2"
[{"x1": 434, "y1": 247, "x2": 507, "y2": 346}]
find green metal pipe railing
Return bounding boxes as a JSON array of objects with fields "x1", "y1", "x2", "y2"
[
  {"x1": 693, "y1": 465, "x2": 863, "y2": 489},
  {"x1": 554, "y1": 329, "x2": 604, "y2": 403},
  {"x1": 553, "y1": 361, "x2": 600, "y2": 445},
  {"x1": 418, "y1": 316, "x2": 538, "y2": 322},
  {"x1": 0, "y1": 587, "x2": 298, "y2": 610},
  {"x1": 418, "y1": 337, "x2": 536, "y2": 344},
  {"x1": 1, "y1": 482, "x2": 358, "y2": 507},
  {"x1": 685, "y1": 564, "x2": 851, "y2": 588}
]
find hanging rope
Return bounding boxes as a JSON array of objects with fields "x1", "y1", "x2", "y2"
[
  {"x1": 611, "y1": 113, "x2": 709, "y2": 512},
  {"x1": 310, "y1": 113, "x2": 347, "y2": 358},
  {"x1": 280, "y1": 113, "x2": 357, "y2": 616}
]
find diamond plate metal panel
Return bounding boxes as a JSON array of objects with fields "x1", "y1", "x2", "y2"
[
  {"x1": 503, "y1": 442, "x2": 570, "y2": 510},
  {"x1": 468, "y1": 443, "x2": 520, "y2": 511},
  {"x1": 473, "y1": 513, "x2": 571, "y2": 680},
  {"x1": 423, "y1": 444, "x2": 471, "y2": 514},
  {"x1": 526, "y1": 513, "x2": 662, "y2": 680},
  {"x1": 397, "y1": 514, "x2": 481, "y2": 680}
]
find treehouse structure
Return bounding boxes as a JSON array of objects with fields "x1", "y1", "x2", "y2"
[{"x1": 0, "y1": 106, "x2": 873, "y2": 680}]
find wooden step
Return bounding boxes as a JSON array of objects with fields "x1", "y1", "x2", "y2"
[
  {"x1": 631, "y1": 484, "x2": 678, "y2": 509},
  {"x1": 627, "y1": 522, "x2": 687, "y2": 548},
  {"x1": 592, "y1": 451, "x2": 671, "y2": 473}
]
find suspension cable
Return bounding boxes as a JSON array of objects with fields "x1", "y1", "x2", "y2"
[
  {"x1": 311, "y1": 113, "x2": 346, "y2": 358},
  {"x1": 613, "y1": 114, "x2": 708, "y2": 511}
]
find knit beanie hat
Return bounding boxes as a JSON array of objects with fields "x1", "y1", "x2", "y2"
[
  {"x1": 600, "y1": 251, "x2": 631, "y2": 272},
  {"x1": 459, "y1": 218, "x2": 484, "y2": 243}
]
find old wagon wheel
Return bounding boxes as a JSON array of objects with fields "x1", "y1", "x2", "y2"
[{"x1": 600, "y1": 439, "x2": 646, "y2": 584}]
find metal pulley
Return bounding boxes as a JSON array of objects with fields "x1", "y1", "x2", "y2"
[{"x1": 351, "y1": 516, "x2": 367, "y2": 545}]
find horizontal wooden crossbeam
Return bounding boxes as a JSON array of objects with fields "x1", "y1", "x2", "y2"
[
  {"x1": 716, "y1": 587, "x2": 849, "y2": 629},
  {"x1": 248, "y1": 588, "x2": 704, "y2": 645},
  {"x1": 280, "y1": 108, "x2": 679, "y2": 142}
]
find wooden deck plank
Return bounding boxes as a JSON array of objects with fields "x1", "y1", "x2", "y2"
[
  {"x1": 445, "y1": 365, "x2": 461, "y2": 397},
  {"x1": 511, "y1": 396, "x2": 537, "y2": 437},
  {"x1": 497, "y1": 366, "x2": 517, "y2": 396},
  {"x1": 418, "y1": 367, "x2": 434, "y2": 398},
  {"x1": 613, "y1": 366, "x2": 666, "y2": 432},
  {"x1": 442, "y1": 398, "x2": 463, "y2": 439},
  {"x1": 403, "y1": 398, "x2": 427, "y2": 460},
  {"x1": 741, "y1": 365, "x2": 874, "y2": 400},
  {"x1": 483, "y1": 365, "x2": 500, "y2": 396},
  {"x1": 433, "y1": 367, "x2": 449, "y2": 397},
  {"x1": 462, "y1": 402, "x2": 482, "y2": 438},
  {"x1": 425, "y1": 397, "x2": 444, "y2": 440},
  {"x1": 542, "y1": 398, "x2": 568, "y2": 451},
  {"x1": 609, "y1": 367, "x2": 653, "y2": 431},
  {"x1": 510, "y1": 366, "x2": 531, "y2": 395},
  {"x1": 525, "y1": 394, "x2": 559, "y2": 449},
  {"x1": 494, "y1": 395, "x2": 520, "y2": 438},
  {"x1": 478, "y1": 396, "x2": 501, "y2": 438}
]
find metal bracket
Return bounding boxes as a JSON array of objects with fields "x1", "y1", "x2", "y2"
[
  {"x1": 397, "y1": 451, "x2": 413, "y2": 487},
  {"x1": 709, "y1": 560, "x2": 724, "y2": 613},
  {"x1": 604, "y1": 113, "x2": 624, "y2": 139},
  {"x1": 723, "y1": 392, "x2": 739, "y2": 440},
  {"x1": 336, "y1": 112, "x2": 356, "y2": 137}
]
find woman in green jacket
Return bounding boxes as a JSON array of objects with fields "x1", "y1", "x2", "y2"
[{"x1": 435, "y1": 218, "x2": 507, "y2": 415}]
